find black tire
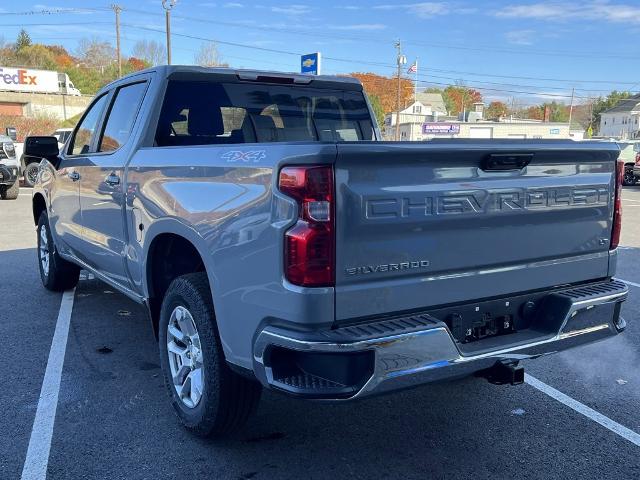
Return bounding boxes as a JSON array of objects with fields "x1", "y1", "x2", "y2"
[
  {"x1": 23, "y1": 162, "x2": 39, "y2": 188},
  {"x1": 623, "y1": 167, "x2": 636, "y2": 186},
  {"x1": 159, "y1": 272, "x2": 261, "y2": 437},
  {"x1": 0, "y1": 181, "x2": 19, "y2": 200},
  {"x1": 37, "y1": 212, "x2": 81, "y2": 291}
]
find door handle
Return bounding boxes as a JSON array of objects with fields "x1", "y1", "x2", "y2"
[
  {"x1": 67, "y1": 171, "x2": 80, "y2": 181},
  {"x1": 105, "y1": 173, "x2": 120, "y2": 186}
]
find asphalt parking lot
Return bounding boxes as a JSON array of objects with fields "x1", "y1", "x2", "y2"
[{"x1": 1, "y1": 188, "x2": 639, "y2": 480}]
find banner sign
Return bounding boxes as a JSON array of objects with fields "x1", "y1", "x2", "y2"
[{"x1": 422, "y1": 123, "x2": 460, "y2": 135}]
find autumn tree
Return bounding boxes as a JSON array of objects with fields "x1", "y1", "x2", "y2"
[
  {"x1": 132, "y1": 40, "x2": 166, "y2": 66},
  {"x1": 14, "y1": 44, "x2": 57, "y2": 70},
  {"x1": 485, "y1": 101, "x2": 508, "y2": 119},
  {"x1": 442, "y1": 85, "x2": 483, "y2": 116},
  {"x1": 349, "y1": 72, "x2": 413, "y2": 115}
]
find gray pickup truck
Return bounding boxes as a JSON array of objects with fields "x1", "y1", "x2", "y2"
[{"x1": 29, "y1": 66, "x2": 628, "y2": 437}]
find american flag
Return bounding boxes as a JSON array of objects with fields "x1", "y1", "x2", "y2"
[{"x1": 407, "y1": 62, "x2": 417, "y2": 74}]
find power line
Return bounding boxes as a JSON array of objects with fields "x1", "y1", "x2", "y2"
[
  {"x1": 121, "y1": 24, "x2": 612, "y2": 100},
  {"x1": 121, "y1": 6, "x2": 640, "y2": 61}
]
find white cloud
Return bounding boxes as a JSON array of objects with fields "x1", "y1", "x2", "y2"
[
  {"x1": 223, "y1": 2, "x2": 244, "y2": 7},
  {"x1": 505, "y1": 29, "x2": 536, "y2": 45},
  {"x1": 495, "y1": 1, "x2": 640, "y2": 24},
  {"x1": 328, "y1": 23, "x2": 387, "y2": 31},
  {"x1": 374, "y1": 2, "x2": 449, "y2": 18},
  {"x1": 336, "y1": 5, "x2": 361, "y2": 10},
  {"x1": 271, "y1": 4, "x2": 311, "y2": 15}
]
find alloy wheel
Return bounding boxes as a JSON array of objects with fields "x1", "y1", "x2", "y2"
[
  {"x1": 166, "y1": 306, "x2": 205, "y2": 409},
  {"x1": 39, "y1": 224, "x2": 50, "y2": 277}
]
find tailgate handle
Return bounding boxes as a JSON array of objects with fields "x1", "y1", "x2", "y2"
[{"x1": 483, "y1": 153, "x2": 533, "y2": 171}]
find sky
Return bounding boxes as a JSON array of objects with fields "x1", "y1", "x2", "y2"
[{"x1": 2, "y1": 1, "x2": 640, "y2": 105}]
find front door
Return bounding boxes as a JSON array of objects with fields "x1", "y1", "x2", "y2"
[
  {"x1": 77, "y1": 81, "x2": 148, "y2": 289},
  {"x1": 50, "y1": 94, "x2": 110, "y2": 257}
]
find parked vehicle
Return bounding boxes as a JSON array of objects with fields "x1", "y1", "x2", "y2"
[
  {"x1": 29, "y1": 66, "x2": 628, "y2": 437},
  {"x1": 633, "y1": 145, "x2": 640, "y2": 184},
  {"x1": 51, "y1": 127, "x2": 73, "y2": 151},
  {"x1": 0, "y1": 134, "x2": 19, "y2": 200},
  {"x1": 0, "y1": 66, "x2": 81, "y2": 96},
  {"x1": 618, "y1": 141, "x2": 640, "y2": 185},
  {"x1": 22, "y1": 128, "x2": 74, "y2": 188}
]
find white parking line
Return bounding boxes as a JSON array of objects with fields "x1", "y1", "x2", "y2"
[
  {"x1": 525, "y1": 374, "x2": 640, "y2": 448},
  {"x1": 21, "y1": 289, "x2": 75, "y2": 480},
  {"x1": 619, "y1": 278, "x2": 640, "y2": 288}
]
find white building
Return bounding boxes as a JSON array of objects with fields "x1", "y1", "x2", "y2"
[
  {"x1": 599, "y1": 94, "x2": 640, "y2": 139},
  {"x1": 383, "y1": 92, "x2": 448, "y2": 140}
]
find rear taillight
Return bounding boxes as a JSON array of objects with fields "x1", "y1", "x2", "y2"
[
  {"x1": 279, "y1": 165, "x2": 335, "y2": 287},
  {"x1": 611, "y1": 159, "x2": 623, "y2": 250}
]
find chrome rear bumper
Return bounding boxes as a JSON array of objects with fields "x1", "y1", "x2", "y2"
[{"x1": 253, "y1": 280, "x2": 628, "y2": 399}]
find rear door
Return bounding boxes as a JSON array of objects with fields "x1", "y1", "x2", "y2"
[
  {"x1": 334, "y1": 141, "x2": 618, "y2": 321},
  {"x1": 77, "y1": 80, "x2": 148, "y2": 288}
]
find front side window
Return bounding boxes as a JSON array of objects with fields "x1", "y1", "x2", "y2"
[
  {"x1": 69, "y1": 94, "x2": 109, "y2": 155},
  {"x1": 155, "y1": 80, "x2": 375, "y2": 147},
  {"x1": 99, "y1": 82, "x2": 147, "y2": 152}
]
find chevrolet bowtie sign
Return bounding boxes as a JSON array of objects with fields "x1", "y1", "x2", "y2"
[{"x1": 301, "y1": 52, "x2": 321, "y2": 75}]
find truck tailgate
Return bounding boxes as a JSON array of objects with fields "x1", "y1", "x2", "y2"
[{"x1": 334, "y1": 141, "x2": 619, "y2": 321}]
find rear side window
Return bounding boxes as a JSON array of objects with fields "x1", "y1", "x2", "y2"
[
  {"x1": 99, "y1": 82, "x2": 147, "y2": 152},
  {"x1": 155, "y1": 80, "x2": 374, "y2": 146},
  {"x1": 69, "y1": 94, "x2": 109, "y2": 155}
]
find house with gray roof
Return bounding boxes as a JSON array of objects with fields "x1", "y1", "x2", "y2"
[{"x1": 599, "y1": 94, "x2": 640, "y2": 139}]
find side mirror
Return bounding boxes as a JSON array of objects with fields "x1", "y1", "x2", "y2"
[{"x1": 24, "y1": 136, "x2": 59, "y2": 160}]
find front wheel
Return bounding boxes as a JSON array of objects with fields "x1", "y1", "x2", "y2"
[
  {"x1": 159, "y1": 272, "x2": 262, "y2": 437},
  {"x1": 23, "y1": 162, "x2": 39, "y2": 188},
  {"x1": 37, "y1": 212, "x2": 80, "y2": 291},
  {"x1": 623, "y1": 167, "x2": 636, "y2": 186}
]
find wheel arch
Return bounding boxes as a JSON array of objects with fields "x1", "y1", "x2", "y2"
[
  {"x1": 32, "y1": 192, "x2": 47, "y2": 226},
  {"x1": 142, "y1": 222, "x2": 217, "y2": 339}
]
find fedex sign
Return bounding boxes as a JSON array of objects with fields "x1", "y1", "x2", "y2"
[
  {"x1": 0, "y1": 69, "x2": 38, "y2": 85},
  {"x1": 0, "y1": 67, "x2": 59, "y2": 94}
]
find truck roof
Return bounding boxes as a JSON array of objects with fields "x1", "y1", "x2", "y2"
[{"x1": 103, "y1": 65, "x2": 362, "y2": 91}]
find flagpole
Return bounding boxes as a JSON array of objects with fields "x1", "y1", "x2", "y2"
[{"x1": 414, "y1": 57, "x2": 418, "y2": 104}]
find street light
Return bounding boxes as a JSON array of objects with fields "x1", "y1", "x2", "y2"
[{"x1": 162, "y1": 0, "x2": 178, "y2": 65}]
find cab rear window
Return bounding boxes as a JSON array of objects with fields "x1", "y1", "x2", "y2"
[{"x1": 154, "y1": 80, "x2": 374, "y2": 146}]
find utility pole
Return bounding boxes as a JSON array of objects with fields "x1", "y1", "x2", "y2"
[
  {"x1": 394, "y1": 40, "x2": 406, "y2": 141},
  {"x1": 111, "y1": 4, "x2": 122, "y2": 77},
  {"x1": 568, "y1": 87, "x2": 575, "y2": 131},
  {"x1": 162, "y1": 0, "x2": 178, "y2": 65}
]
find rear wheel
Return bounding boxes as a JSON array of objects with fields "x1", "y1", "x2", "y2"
[
  {"x1": 23, "y1": 162, "x2": 39, "y2": 188},
  {"x1": 159, "y1": 272, "x2": 261, "y2": 437},
  {"x1": 0, "y1": 181, "x2": 19, "y2": 200},
  {"x1": 37, "y1": 212, "x2": 80, "y2": 291}
]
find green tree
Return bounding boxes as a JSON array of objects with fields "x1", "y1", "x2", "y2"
[
  {"x1": 368, "y1": 94, "x2": 385, "y2": 128},
  {"x1": 15, "y1": 29, "x2": 32, "y2": 51}
]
